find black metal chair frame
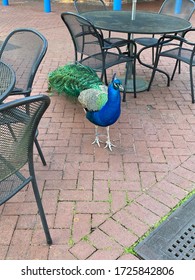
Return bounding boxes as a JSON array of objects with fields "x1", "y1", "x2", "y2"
[
  {"x1": 0, "y1": 28, "x2": 48, "y2": 166},
  {"x1": 0, "y1": 94, "x2": 52, "y2": 245},
  {"x1": 136, "y1": 0, "x2": 195, "y2": 66},
  {"x1": 148, "y1": 28, "x2": 195, "y2": 103},
  {"x1": 61, "y1": 12, "x2": 137, "y2": 101}
]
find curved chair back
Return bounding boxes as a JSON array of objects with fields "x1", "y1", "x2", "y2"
[
  {"x1": 160, "y1": 0, "x2": 195, "y2": 20},
  {"x1": 0, "y1": 95, "x2": 50, "y2": 185},
  {"x1": 0, "y1": 28, "x2": 48, "y2": 97},
  {"x1": 61, "y1": 12, "x2": 105, "y2": 72},
  {"x1": 74, "y1": 0, "x2": 108, "y2": 13}
]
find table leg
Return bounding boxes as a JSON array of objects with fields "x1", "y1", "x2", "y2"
[{"x1": 119, "y1": 33, "x2": 149, "y2": 93}]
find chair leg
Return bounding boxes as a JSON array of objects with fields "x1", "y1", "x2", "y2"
[
  {"x1": 190, "y1": 66, "x2": 194, "y2": 104},
  {"x1": 133, "y1": 59, "x2": 136, "y2": 99},
  {"x1": 122, "y1": 62, "x2": 130, "y2": 102},
  {"x1": 137, "y1": 45, "x2": 155, "y2": 70},
  {"x1": 147, "y1": 63, "x2": 158, "y2": 91},
  {"x1": 31, "y1": 175, "x2": 52, "y2": 245},
  {"x1": 34, "y1": 137, "x2": 47, "y2": 166},
  {"x1": 101, "y1": 70, "x2": 108, "y2": 85},
  {"x1": 178, "y1": 60, "x2": 181, "y2": 74},
  {"x1": 104, "y1": 72, "x2": 108, "y2": 85},
  {"x1": 171, "y1": 59, "x2": 179, "y2": 80},
  {"x1": 152, "y1": 46, "x2": 155, "y2": 65},
  {"x1": 147, "y1": 54, "x2": 170, "y2": 91}
]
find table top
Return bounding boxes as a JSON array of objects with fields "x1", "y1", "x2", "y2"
[
  {"x1": 0, "y1": 61, "x2": 15, "y2": 103},
  {"x1": 82, "y1": 10, "x2": 192, "y2": 34}
]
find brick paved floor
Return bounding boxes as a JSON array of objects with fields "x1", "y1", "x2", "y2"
[{"x1": 0, "y1": 0, "x2": 195, "y2": 260}]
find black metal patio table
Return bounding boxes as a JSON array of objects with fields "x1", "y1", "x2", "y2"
[
  {"x1": 0, "y1": 60, "x2": 16, "y2": 103},
  {"x1": 82, "y1": 11, "x2": 192, "y2": 92}
]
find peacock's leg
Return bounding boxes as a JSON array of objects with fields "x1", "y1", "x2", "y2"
[
  {"x1": 92, "y1": 125, "x2": 102, "y2": 147},
  {"x1": 104, "y1": 126, "x2": 116, "y2": 151}
]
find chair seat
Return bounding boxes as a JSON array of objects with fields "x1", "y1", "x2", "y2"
[
  {"x1": 104, "y1": 37, "x2": 129, "y2": 48},
  {"x1": 12, "y1": 87, "x2": 26, "y2": 93},
  {"x1": 81, "y1": 51, "x2": 134, "y2": 71},
  {"x1": 160, "y1": 47, "x2": 195, "y2": 65},
  {"x1": 0, "y1": 167, "x2": 29, "y2": 203},
  {"x1": 135, "y1": 37, "x2": 158, "y2": 47}
]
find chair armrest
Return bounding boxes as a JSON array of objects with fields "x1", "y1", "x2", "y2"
[
  {"x1": 159, "y1": 32, "x2": 195, "y2": 47},
  {"x1": 182, "y1": 27, "x2": 195, "y2": 38},
  {"x1": 161, "y1": 28, "x2": 195, "y2": 45}
]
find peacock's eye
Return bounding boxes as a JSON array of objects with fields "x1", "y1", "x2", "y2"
[{"x1": 113, "y1": 82, "x2": 120, "y2": 89}]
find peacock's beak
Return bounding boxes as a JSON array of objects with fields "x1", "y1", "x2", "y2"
[
  {"x1": 112, "y1": 73, "x2": 117, "y2": 82},
  {"x1": 119, "y1": 84, "x2": 124, "y2": 91}
]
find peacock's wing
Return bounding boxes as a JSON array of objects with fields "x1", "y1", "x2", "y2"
[
  {"x1": 48, "y1": 63, "x2": 103, "y2": 98},
  {"x1": 78, "y1": 85, "x2": 108, "y2": 111}
]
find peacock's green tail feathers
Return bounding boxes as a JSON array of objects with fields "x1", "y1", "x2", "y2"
[{"x1": 48, "y1": 63, "x2": 103, "y2": 98}]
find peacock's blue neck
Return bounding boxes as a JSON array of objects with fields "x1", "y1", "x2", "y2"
[
  {"x1": 106, "y1": 84, "x2": 121, "y2": 105},
  {"x1": 85, "y1": 80, "x2": 121, "y2": 127}
]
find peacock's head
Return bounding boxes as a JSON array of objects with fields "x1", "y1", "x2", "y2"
[{"x1": 112, "y1": 73, "x2": 124, "y2": 91}]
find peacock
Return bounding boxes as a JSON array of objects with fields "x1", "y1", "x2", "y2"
[{"x1": 48, "y1": 63, "x2": 123, "y2": 151}]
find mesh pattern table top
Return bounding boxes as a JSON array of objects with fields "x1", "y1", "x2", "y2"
[
  {"x1": 82, "y1": 11, "x2": 192, "y2": 34},
  {"x1": 0, "y1": 61, "x2": 15, "y2": 103}
]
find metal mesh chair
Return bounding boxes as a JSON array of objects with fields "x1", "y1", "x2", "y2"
[
  {"x1": 0, "y1": 28, "x2": 48, "y2": 166},
  {"x1": 61, "y1": 12, "x2": 137, "y2": 101},
  {"x1": 73, "y1": 0, "x2": 128, "y2": 50},
  {"x1": 136, "y1": 0, "x2": 195, "y2": 64},
  {"x1": 0, "y1": 28, "x2": 48, "y2": 97},
  {"x1": 160, "y1": 0, "x2": 195, "y2": 18},
  {"x1": 0, "y1": 94, "x2": 52, "y2": 245},
  {"x1": 148, "y1": 28, "x2": 195, "y2": 103}
]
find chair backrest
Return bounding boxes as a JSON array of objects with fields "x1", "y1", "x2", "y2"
[
  {"x1": 0, "y1": 94, "x2": 50, "y2": 199},
  {"x1": 0, "y1": 28, "x2": 48, "y2": 96},
  {"x1": 61, "y1": 12, "x2": 104, "y2": 70},
  {"x1": 74, "y1": 0, "x2": 107, "y2": 13},
  {"x1": 0, "y1": 61, "x2": 15, "y2": 103},
  {"x1": 159, "y1": 0, "x2": 195, "y2": 20}
]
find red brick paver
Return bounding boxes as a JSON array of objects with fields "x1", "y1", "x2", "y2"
[{"x1": 0, "y1": 0, "x2": 195, "y2": 260}]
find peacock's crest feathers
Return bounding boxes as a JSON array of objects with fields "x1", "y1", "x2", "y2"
[
  {"x1": 48, "y1": 63, "x2": 103, "y2": 98},
  {"x1": 78, "y1": 85, "x2": 108, "y2": 111}
]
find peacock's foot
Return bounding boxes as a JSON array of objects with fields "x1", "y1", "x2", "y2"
[
  {"x1": 92, "y1": 136, "x2": 103, "y2": 147},
  {"x1": 104, "y1": 140, "x2": 116, "y2": 151}
]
